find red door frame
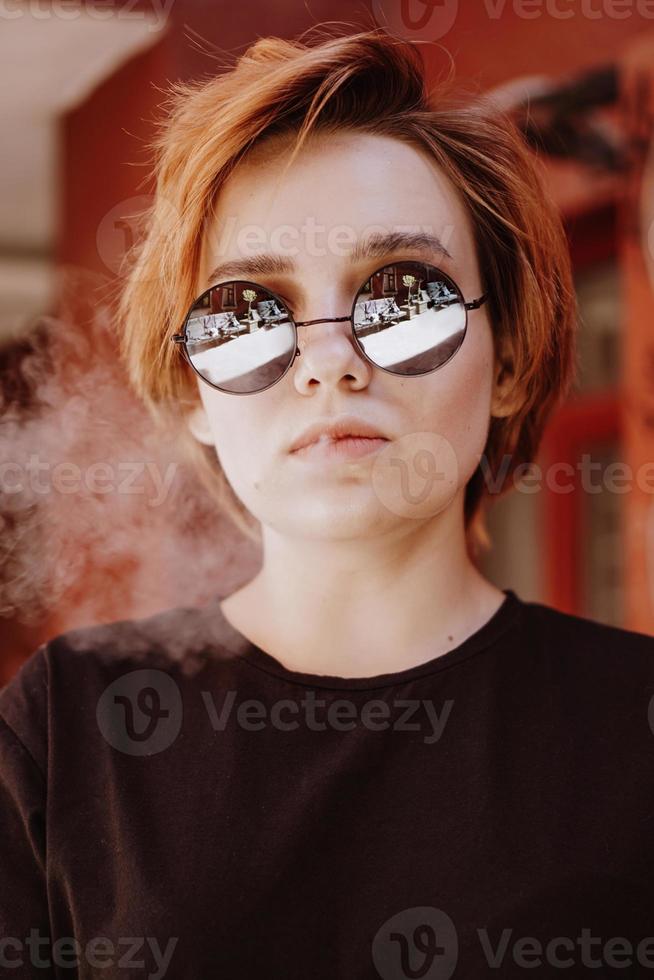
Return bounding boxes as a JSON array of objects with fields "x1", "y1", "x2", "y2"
[
  {"x1": 540, "y1": 203, "x2": 619, "y2": 615},
  {"x1": 540, "y1": 388, "x2": 621, "y2": 615}
]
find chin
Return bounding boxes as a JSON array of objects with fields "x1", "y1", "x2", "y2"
[{"x1": 265, "y1": 496, "x2": 404, "y2": 540}]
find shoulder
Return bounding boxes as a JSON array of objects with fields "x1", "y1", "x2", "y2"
[
  {"x1": 42, "y1": 599, "x2": 230, "y2": 667},
  {"x1": 12, "y1": 597, "x2": 237, "y2": 678},
  {"x1": 0, "y1": 599, "x2": 235, "y2": 765},
  {"x1": 514, "y1": 594, "x2": 654, "y2": 693},
  {"x1": 520, "y1": 596, "x2": 654, "y2": 656},
  {"x1": 0, "y1": 642, "x2": 50, "y2": 778}
]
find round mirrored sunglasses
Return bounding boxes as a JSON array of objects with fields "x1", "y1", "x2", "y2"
[{"x1": 171, "y1": 260, "x2": 488, "y2": 395}]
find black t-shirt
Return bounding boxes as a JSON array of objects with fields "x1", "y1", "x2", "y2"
[{"x1": 2, "y1": 588, "x2": 654, "y2": 979}]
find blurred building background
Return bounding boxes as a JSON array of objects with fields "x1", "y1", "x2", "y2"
[{"x1": 1, "y1": 0, "x2": 654, "y2": 681}]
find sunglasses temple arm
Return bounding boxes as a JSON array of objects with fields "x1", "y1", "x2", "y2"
[
  {"x1": 464, "y1": 293, "x2": 489, "y2": 311},
  {"x1": 171, "y1": 333, "x2": 193, "y2": 366}
]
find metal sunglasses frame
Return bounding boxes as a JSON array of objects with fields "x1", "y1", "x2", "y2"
[{"x1": 171, "y1": 260, "x2": 489, "y2": 396}]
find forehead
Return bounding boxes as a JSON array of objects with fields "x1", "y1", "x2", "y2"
[{"x1": 201, "y1": 130, "x2": 475, "y2": 275}]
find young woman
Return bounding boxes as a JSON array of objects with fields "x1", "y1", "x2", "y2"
[{"x1": 2, "y1": 26, "x2": 654, "y2": 979}]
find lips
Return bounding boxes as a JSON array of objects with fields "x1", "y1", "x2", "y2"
[
  {"x1": 288, "y1": 415, "x2": 390, "y2": 454},
  {"x1": 290, "y1": 435, "x2": 390, "y2": 462}
]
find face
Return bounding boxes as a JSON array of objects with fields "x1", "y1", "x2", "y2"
[{"x1": 186, "y1": 129, "x2": 511, "y2": 540}]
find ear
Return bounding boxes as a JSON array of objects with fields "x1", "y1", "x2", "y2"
[
  {"x1": 185, "y1": 402, "x2": 215, "y2": 446},
  {"x1": 490, "y1": 350, "x2": 523, "y2": 419}
]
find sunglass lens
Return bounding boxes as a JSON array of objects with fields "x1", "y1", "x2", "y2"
[
  {"x1": 352, "y1": 261, "x2": 467, "y2": 375},
  {"x1": 183, "y1": 281, "x2": 295, "y2": 394}
]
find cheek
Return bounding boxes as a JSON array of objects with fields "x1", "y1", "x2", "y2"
[
  {"x1": 211, "y1": 412, "x2": 257, "y2": 468},
  {"x1": 200, "y1": 392, "x2": 274, "y2": 492},
  {"x1": 410, "y1": 327, "x2": 495, "y2": 472}
]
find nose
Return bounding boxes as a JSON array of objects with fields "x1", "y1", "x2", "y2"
[{"x1": 292, "y1": 312, "x2": 371, "y2": 392}]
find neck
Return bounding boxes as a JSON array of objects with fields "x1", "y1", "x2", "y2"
[{"x1": 221, "y1": 495, "x2": 504, "y2": 678}]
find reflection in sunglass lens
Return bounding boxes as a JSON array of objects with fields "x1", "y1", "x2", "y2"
[
  {"x1": 352, "y1": 261, "x2": 467, "y2": 376},
  {"x1": 183, "y1": 280, "x2": 296, "y2": 394}
]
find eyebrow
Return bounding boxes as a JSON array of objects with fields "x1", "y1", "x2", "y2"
[{"x1": 204, "y1": 231, "x2": 453, "y2": 287}]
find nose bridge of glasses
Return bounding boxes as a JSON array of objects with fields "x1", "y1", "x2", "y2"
[
  {"x1": 292, "y1": 314, "x2": 353, "y2": 359},
  {"x1": 294, "y1": 315, "x2": 352, "y2": 328}
]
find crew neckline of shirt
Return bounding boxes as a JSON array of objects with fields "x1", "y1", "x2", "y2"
[{"x1": 209, "y1": 588, "x2": 524, "y2": 691}]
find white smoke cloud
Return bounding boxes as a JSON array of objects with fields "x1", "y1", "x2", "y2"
[{"x1": 0, "y1": 265, "x2": 259, "y2": 632}]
